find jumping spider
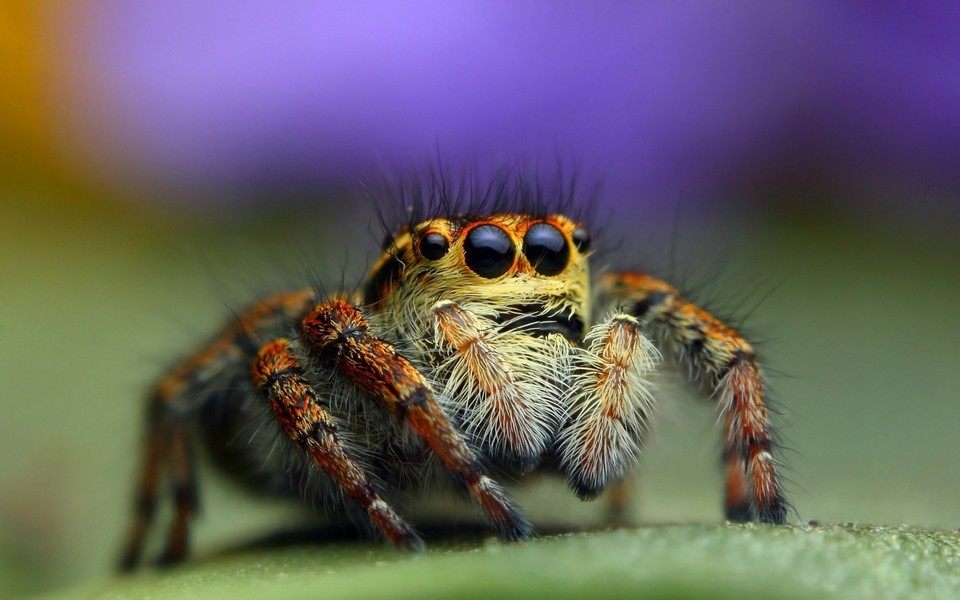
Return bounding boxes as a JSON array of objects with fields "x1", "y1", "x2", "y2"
[{"x1": 119, "y1": 179, "x2": 789, "y2": 569}]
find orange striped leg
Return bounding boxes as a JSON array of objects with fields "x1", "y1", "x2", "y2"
[
  {"x1": 597, "y1": 273, "x2": 789, "y2": 523},
  {"x1": 159, "y1": 423, "x2": 198, "y2": 565},
  {"x1": 119, "y1": 290, "x2": 318, "y2": 571},
  {"x1": 119, "y1": 407, "x2": 200, "y2": 570},
  {"x1": 119, "y1": 419, "x2": 167, "y2": 571},
  {"x1": 718, "y1": 357, "x2": 786, "y2": 523},
  {"x1": 723, "y1": 411, "x2": 752, "y2": 521},
  {"x1": 301, "y1": 300, "x2": 532, "y2": 541},
  {"x1": 252, "y1": 339, "x2": 422, "y2": 549}
]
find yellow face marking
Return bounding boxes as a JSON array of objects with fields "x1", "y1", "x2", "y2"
[{"x1": 362, "y1": 214, "x2": 592, "y2": 336}]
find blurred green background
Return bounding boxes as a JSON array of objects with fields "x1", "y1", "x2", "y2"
[{"x1": 2, "y1": 2, "x2": 960, "y2": 598}]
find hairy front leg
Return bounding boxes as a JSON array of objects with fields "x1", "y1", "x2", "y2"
[
  {"x1": 301, "y1": 299, "x2": 533, "y2": 541},
  {"x1": 557, "y1": 313, "x2": 660, "y2": 498},
  {"x1": 251, "y1": 338, "x2": 422, "y2": 549},
  {"x1": 596, "y1": 273, "x2": 789, "y2": 523}
]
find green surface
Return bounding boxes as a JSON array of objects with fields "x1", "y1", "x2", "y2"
[
  {"x1": 2, "y1": 195, "x2": 960, "y2": 598},
  {"x1": 42, "y1": 525, "x2": 960, "y2": 600}
]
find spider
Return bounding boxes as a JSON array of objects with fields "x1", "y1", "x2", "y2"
[{"x1": 119, "y1": 175, "x2": 789, "y2": 569}]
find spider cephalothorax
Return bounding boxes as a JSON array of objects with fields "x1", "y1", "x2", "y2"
[{"x1": 120, "y1": 187, "x2": 789, "y2": 569}]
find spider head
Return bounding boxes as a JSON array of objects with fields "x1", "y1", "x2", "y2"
[{"x1": 363, "y1": 213, "x2": 592, "y2": 343}]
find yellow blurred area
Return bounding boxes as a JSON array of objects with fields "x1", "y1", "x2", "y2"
[
  {"x1": 1, "y1": 3, "x2": 57, "y2": 180},
  {"x1": 0, "y1": 1, "x2": 101, "y2": 198}
]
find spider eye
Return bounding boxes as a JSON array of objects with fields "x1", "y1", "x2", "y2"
[
  {"x1": 464, "y1": 225, "x2": 515, "y2": 278},
  {"x1": 418, "y1": 231, "x2": 449, "y2": 260},
  {"x1": 523, "y1": 223, "x2": 570, "y2": 276},
  {"x1": 572, "y1": 227, "x2": 591, "y2": 253}
]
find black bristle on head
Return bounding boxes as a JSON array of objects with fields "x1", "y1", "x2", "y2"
[{"x1": 364, "y1": 159, "x2": 601, "y2": 238}]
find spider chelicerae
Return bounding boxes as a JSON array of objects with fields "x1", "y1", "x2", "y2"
[{"x1": 119, "y1": 173, "x2": 789, "y2": 569}]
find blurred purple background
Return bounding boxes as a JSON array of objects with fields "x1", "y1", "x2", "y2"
[{"x1": 53, "y1": 1, "x2": 960, "y2": 221}]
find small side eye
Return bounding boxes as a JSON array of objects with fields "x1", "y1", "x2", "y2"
[
  {"x1": 572, "y1": 227, "x2": 591, "y2": 253},
  {"x1": 418, "y1": 231, "x2": 450, "y2": 260},
  {"x1": 464, "y1": 225, "x2": 515, "y2": 278},
  {"x1": 523, "y1": 223, "x2": 570, "y2": 276}
]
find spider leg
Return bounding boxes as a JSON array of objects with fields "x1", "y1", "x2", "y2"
[
  {"x1": 430, "y1": 300, "x2": 568, "y2": 469},
  {"x1": 722, "y1": 411, "x2": 752, "y2": 521},
  {"x1": 595, "y1": 273, "x2": 789, "y2": 524},
  {"x1": 251, "y1": 339, "x2": 422, "y2": 549},
  {"x1": 159, "y1": 421, "x2": 198, "y2": 565},
  {"x1": 119, "y1": 290, "x2": 317, "y2": 571},
  {"x1": 558, "y1": 313, "x2": 660, "y2": 499},
  {"x1": 301, "y1": 299, "x2": 533, "y2": 542},
  {"x1": 118, "y1": 414, "x2": 169, "y2": 571}
]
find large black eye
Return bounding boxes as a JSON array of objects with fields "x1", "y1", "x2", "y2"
[
  {"x1": 418, "y1": 231, "x2": 449, "y2": 260},
  {"x1": 523, "y1": 223, "x2": 570, "y2": 276},
  {"x1": 572, "y1": 227, "x2": 591, "y2": 253},
  {"x1": 464, "y1": 225, "x2": 515, "y2": 278}
]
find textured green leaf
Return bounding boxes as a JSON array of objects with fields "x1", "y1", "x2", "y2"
[{"x1": 43, "y1": 524, "x2": 960, "y2": 600}]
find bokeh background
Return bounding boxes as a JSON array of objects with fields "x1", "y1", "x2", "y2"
[{"x1": 2, "y1": 2, "x2": 959, "y2": 597}]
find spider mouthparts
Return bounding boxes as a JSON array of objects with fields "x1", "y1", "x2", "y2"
[{"x1": 497, "y1": 304, "x2": 584, "y2": 344}]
